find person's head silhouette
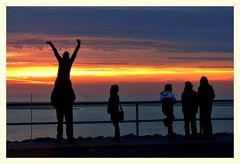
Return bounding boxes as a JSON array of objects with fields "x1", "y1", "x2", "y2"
[
  {"x1": 185, "y1": 81, "x2": 193, "y2": 90},
  {"x1": 164, "y1": 84, "x2": 172, "y2": 92},
  {"x1": 110, "y1": 84, "x2": 119, "y2": 95},
  {"x1": 63, "y1": 51, "x2": 70, "y2": 60},
  {"x1": 200, "y1": 76, "x2": 209, "y2": 86}
]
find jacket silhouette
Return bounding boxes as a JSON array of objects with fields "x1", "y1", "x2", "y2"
[
  {"x1": 198, "y1": 76, "x2": 215, "y2": 138},
  {"x1": 46, "y1": 39, "x2": 81, "y2": 143},
  {"x1": 160, "y1": 84, "x2": 176, "y2": 138},
  {"x1": 181, "y1": 81, "x2": 198, "y2": 138}
]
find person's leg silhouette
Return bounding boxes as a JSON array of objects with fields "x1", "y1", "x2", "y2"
[
  {"x1": 65, "y1": 105, "x2": 74, "y2": 143},
  {"x1": 56, "y1": 108, "x2": 64, "y2": 143},
  {"x1": 113, "y1": 121, "x2": 120, "y2": 141}
]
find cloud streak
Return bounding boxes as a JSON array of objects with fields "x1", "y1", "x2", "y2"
[
  {"x1": 168, "y1": 57, "x2": 233, "y2": 61},
  {"x1": 7, "y1": 7, "x2": 233, "y2": 53},
  {"x1": 7, "y1": 33, "x2": 233, "y2": 70}
]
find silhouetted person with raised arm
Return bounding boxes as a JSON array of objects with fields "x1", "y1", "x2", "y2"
[
  {"x1": 46, "y1": 39, "x2": 81, "y2": 144},
  {"x1": 160, "y1": 84, "x2": 176, "y2": 138},
  {"x1": 181, "y1": 81, "x2": 198, "y2": 139},
  {"x1": 107, "y1": 84, "x2": 122, "y2": 141},
  {"x1": 198, "y1": 76, "x2": 215, "y2": 138}
]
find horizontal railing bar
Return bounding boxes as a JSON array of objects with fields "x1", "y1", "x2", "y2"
[
  {"x1": 7, "y1": 118, "x2": 233, "y2": 126},
  {"x1": 7, "y1": 99, "x2": 233, "y2": 107},
  {"x1": 7, "y1": 100, "x2": 233, "y2": 141}
]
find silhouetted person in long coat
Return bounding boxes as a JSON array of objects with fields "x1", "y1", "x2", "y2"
[
  {"x1": 107, "y1": 84, "x2": 121, "y2": 141},
  {"x1": 198, "y1": 76, "x2": 215, "y2": 138},
  {"x1": 160, "y1": 84, "x2": 176, "y2": 138},
  {"x1": 181, "y1": 81, "x2": 198, "y2": 138},
  {"x1": 46, "y1": 39, "x2": 81, "y2": 143}
]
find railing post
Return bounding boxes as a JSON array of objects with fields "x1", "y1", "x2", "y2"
[
  {"x1": 136, "y1": 103, "x2": 139, "y2": 137},
  {"x1": 30, "y1": 94, "x2": 33, "y2": 141}
]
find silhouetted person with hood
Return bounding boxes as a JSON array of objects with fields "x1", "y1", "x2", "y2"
[
  {"x1": 181, "y1": 81, "x2": 198, "y2": 139},
  {"x1": 160, "y1": 84, "x2": 176, "y2": 138},
  {"x1": 198, "y1": 76, "x2": 215, "y2": 138},
  {"x1": 107, "y1": 84, "x2": 122, "y2": 141},
  {"x1": 46, "y1": 39, "x2": 81, "y2": 143}
]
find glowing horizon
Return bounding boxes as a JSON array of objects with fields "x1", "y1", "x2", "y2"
[
  {"x1": 7, "y1": 7, "x2": 233, "y2": 101},
  {"x1": 7, "y1": 33, "x2": 233, "y2": 85},
  {"x1": 7, "y1": 65, "x2": 233, "y2": 85}
]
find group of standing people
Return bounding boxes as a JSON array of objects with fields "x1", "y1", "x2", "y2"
[
  {"x1": 106, "y1": 76, "x2": 215, "y2": 141},
  {"x1": 46, "y1": 39, "x2": 215, "y2": 143},
  {"x1": 160, "y1": 77, "x2": 215, "y2": 139},
  {"x1": 107, "y1": 77, "x2": 215, "y2": 141}
]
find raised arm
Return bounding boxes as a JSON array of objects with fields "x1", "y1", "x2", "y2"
[
  {"x1": 46, "y1": 41, "x2": 61, "y2": 61},
  {"x1": 70, "y1": 39, "x2": 81, "y2": 62}
]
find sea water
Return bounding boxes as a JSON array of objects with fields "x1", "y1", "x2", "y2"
[{"x1": 7, "y1": 102, "x2": 233, "y2": 141}]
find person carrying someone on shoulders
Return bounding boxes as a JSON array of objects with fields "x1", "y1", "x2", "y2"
[
  {"x1": 181, "y1": 81, "x2": 198, "y2": 139},
  {"x1": 46, "y1": 39, "x2": 81, "y2": 144},
  {"x1": 160, "y1": 84, "x2": 176, "y2": 138}
]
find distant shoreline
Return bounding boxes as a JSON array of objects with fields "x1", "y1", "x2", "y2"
[{"x1": 7, "y1": 99, "x2": 234, "y2": 104}]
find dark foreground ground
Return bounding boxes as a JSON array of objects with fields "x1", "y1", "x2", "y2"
[{"x1": 7, "y1": 133, "x2": 233, "y2": 157}]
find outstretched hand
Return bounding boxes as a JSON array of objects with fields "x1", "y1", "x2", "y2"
[
  {"x1": 46, "y1": 41, "x2": 53, "y2": 45},
  {"x1": 77, "y1": 39, "x2": 81, "y2": 46}
]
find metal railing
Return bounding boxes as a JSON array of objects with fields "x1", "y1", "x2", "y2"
[{"x1": 7, "y1": 100, "x2": 233, "y2": 139}]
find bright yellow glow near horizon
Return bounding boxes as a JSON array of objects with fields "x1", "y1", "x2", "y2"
[{"x1": 7, "y1": 65, "x2": 233, "y2": 85}]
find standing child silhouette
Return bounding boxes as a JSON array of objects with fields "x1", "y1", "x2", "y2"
[
  {"x1": 107, "y1": 84, "x2": 122, "y2": 141},
  {"x1": 46, "y1": 39, "x2": 81, "y2": 144}
]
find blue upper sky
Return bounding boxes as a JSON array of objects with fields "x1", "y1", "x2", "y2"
[{"x1": 7, "y1": 7, "x2": 233, "y2": 53}]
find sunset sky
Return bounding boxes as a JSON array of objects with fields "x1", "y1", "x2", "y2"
[{"x1": 7, "y1": 7, "x2": 233, "y2": 102}]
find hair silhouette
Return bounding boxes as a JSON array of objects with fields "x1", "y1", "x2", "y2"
[
  {"x1": 46, "y1": 39, "x2": 81, "y2": 144},
  {"x1": 164, "y1": 84, "x2": 172, "y2": 91},
  {"x1": 198, "y1": 76, "x2": 215, "y2": 138}
]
